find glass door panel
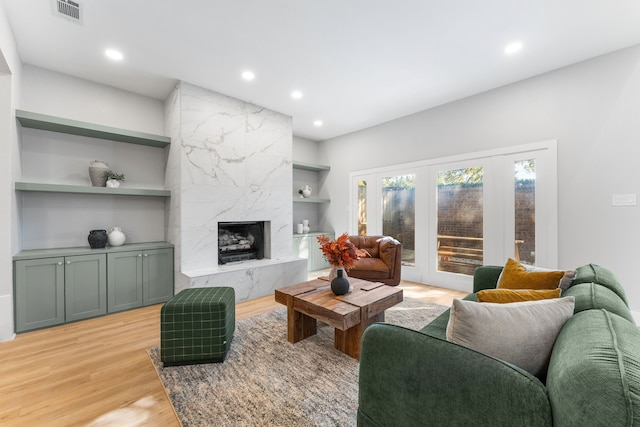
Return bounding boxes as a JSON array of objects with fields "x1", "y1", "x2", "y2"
[
  {"x1": 358, "y1": 180, "x2": 367, "y2": 236},
  {"x1": 436, "y1": 166, "x2": 484, "y2": 275},
  {"x1": 514, "y1": 159, "x2": 536, "y2": 265},
  {"x1": 381, "y1": 175, "x2": 415, "y2": 267}
]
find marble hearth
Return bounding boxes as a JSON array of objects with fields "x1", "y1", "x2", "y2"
[{"x1": 165, "y1": 82, "x2": 307, "y2": 301}]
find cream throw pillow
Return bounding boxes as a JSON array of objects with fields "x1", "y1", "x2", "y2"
[{"x1": 446, "y1": 297, "x2": 575, "y2": 379}]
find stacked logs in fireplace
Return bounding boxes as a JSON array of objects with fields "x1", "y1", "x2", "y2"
[{"x1": 218, "y1": 221, "x2": 265, "y2": 264}]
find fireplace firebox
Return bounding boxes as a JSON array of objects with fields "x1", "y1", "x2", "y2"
[{"x1": 218, "y1": 221, "x2": 265, "y2": 264}]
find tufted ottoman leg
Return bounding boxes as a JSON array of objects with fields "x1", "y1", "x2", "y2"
[{"x1": 160, "y1": 287, "x2": 235, "y2": 365}]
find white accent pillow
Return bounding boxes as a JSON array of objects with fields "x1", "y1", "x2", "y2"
[{"x1": 446, "y1": 297, "x2": 575, "y2": 379}]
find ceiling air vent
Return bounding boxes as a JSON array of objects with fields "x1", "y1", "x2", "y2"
[{"x1": 52, "y1": 0, "x2": 82, "y2": 24}]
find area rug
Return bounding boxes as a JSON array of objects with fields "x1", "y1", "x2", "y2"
[{"x1": 148, "y1": 298, "x2": 448, "y2": 427}]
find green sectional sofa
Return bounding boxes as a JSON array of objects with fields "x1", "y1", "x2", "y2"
[{"x1": 357, "y1": 264, "x2": 640, "y2": 426}]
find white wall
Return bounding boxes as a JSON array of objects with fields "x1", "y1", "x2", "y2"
[
  {"x1": 0, "y1": 1, "x2": 22, "y2": 341},
  {"x1": 20, "y1": 65, "x2": 164, "y2": 134},
  {"x1": 293, "y1": 135, "x2": 319, "y2": 163},
  {"x1": 320, "y1": 44, "x2": 640, "y2": 313}
]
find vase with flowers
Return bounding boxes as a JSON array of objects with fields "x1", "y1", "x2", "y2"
[{"x1": 317, "y1": 233, "x2": 369, "y2": 295}]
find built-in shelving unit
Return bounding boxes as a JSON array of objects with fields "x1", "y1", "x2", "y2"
[
  {"x1": 292, "y1": 161, "x2": 331, "y2": 205},
  {"x1": 14, "y1": 110, "x2": 175, "y2": 333},
  {"x1": 15, "y1": 109, "x2": 172, "y2": 249},
  {"x1": 292, "y1": 161, "x2": 332, "y2": 261},
  {"x1": 16, "y1": 109, "x2": 170, "y2": 148},
  {"x1": 15, "y1": 182, "x2": 171, "y2": 197},
  {"x1": 292, "y1": 160, "x2": 331, "y2": 172},
  {"x1": 293, "y1": 197, "x2": 331, "y2": 204}
]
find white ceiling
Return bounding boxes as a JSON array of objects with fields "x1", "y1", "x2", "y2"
[{"x1": 3, "y1": 0, "x2": 640, "y2": 141}]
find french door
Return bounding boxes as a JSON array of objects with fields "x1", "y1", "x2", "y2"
[{"x1": 351, "y1": 141, "x2": 557, "y2": 291}]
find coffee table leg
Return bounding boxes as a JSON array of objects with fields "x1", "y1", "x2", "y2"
[
  {"x1": 287, "y1": 298, "x2": 317, "y2": 343},
  {"x1": 334, "y1": 310, "x2": 385, "y2": 359}
]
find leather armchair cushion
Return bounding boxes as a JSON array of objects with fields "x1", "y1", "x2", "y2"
[
  {"x1": 349, "y1": 235, "x2": 381, "y2": 258},
  {"x1": 350, "y1": 258, "x2": 389, "y2": 275}
]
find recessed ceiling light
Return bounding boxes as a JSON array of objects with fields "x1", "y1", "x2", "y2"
[
  {"x1": 313, "y1": 120, "x2": 323, "y2": 127},
  {"x1": 241, "y1": 71, "x2": 255, "y2": 81},
  {"x1": 291, "y1": 90, "x2": 303, "y2": 99},
  {"x1": 105, "y1": 49, "x2": 123, "y2": 61},
  {"x1": 504, "y1": 42, "x2": 523, "y2": 55}
]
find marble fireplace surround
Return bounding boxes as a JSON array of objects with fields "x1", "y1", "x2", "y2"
[{"x1": 165, "y1": 82, "x2": 307, "y2": 301}]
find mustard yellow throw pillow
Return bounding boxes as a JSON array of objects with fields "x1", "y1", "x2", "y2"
[
  {"x1": 477, "y1": 288, "x2": 562, "y2": 303},
  {"x1": 497, "y1": 258, "x2": 565, "y2": 290}
]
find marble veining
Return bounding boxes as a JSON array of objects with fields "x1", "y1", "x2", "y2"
[{"x1": 165, "y1": 81, "x2": 303, "y2": 299}]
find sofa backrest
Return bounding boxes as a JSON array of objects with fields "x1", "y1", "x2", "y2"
[
  {"x1": 547, "y1": 309, "x2": 640, "y2": 426},
  {"x1": 473, "y1": 265, "x2": 503, "y2": 292},
  {"x1": 563, "y1": 282, "x2": 634, "y2": 323},
  {"x1": 570, "y1": 263, "x2": 628, "y2": 305}
]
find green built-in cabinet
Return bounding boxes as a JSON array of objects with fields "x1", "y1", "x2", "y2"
[
  {"x1": 14, "y1": 257, "x2": 65, "y2": 332},
  {"x1": 293, "y1": 232, "x2": 334, "y2": 272},
  {"x1": 14, "y1": 242, "x2": 174, "y2": 333},
  {"x1": 64, "y1": 253, "x2": 107, "y2": 322},
  {"x1": 107, "y1": 248, "x2": 174, "y2": 313}
]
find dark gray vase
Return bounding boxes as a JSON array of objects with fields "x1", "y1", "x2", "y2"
[
  {"x1": 331, "y1": 268, "x2": 350, "y2": 295},
  {"x1": 88, "y1": 229, "x2": 108, "y2": 249}
]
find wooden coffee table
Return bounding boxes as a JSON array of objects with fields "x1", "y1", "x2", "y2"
[{"x1": 274, "y1": 278, "x2": 403, "y2": 359}]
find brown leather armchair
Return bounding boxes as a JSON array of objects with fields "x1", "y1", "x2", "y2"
[{"x1": 347, "y1": 235, "x2": 402, "y2": 286}]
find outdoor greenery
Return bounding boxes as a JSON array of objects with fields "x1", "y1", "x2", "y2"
[
  {"x1": 382, "y1": 175, "x2": 415, "y2": 189},
  {"x1": 437, "y1": 167, "x2": 483, "y2": 185}
]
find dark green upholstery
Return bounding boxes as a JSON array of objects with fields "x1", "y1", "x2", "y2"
[
  {"x1": 160, "y1": 287, "x2": 235, "y2": 365},
  {"x1": 473, "y1": 265, "x2": 503, "y2": 292},
  {"x1": 358, "y1": 324, "x2": 552, "y2": 427},
  {"x1": 420, "y1": 293, "x2": 477, "y2": 340},
  {"x1": 357, "y1": 264, "x2": 640, "y2": 427},
  {"x1": 547, "y1": 309, "x2": 640, "y2": 426}
]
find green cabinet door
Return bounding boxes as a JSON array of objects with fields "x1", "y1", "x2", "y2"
[
  {"x1": 14, "y1": 257, "x2": 65, "y2": 332},
  {"x1": 107, "y1": 251, "x2": 143, "y2": 313},
  {"x1": 64, "y1": 254, "x2": 107, "y2": 322},
  {"x1": 143, "y1": 248, "x2": 174, "y2": 306},
  {"x1": 293, "y1": 233, "x2": 333, "y2": 272}
]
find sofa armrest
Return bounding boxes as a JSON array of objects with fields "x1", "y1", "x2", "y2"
[
  {"x1": 378, "y1": 237, "x2": 400, "y2": 264},
  {"x1": 358, "y1": 323, "x2": 552, "y2": 427},
  {"x1": 379, "y1": 237, "x2": 402, "y2": 285},
  {"x1": 473, "y1": 265, "x2": 504, "y2": 292}
]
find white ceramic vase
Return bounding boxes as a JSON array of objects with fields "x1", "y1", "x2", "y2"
[
  {"x1": 108, "y1": 226, "x2": 126, "y2": 247},
  {"x1": 300, "y1": 185, "x2": 312, "y2": 198},
  {"x1": 106, "y1": 179, "x2": 121, "y2": 188}
]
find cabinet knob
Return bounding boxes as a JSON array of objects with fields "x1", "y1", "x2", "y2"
[
  {"x1": 66, "y1": 261, "x2": 71, "y2": 265},
  {"x1": 57, "y1": 262, "x2": 63, "y2": 266},
  {"x1": 138, "y1": 254, "x2": 142, "y2": 257},
  {"x1": 144, "y1": 254, "x2": 148, "y2": 257}
]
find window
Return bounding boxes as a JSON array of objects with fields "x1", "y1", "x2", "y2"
[
  {"x1": 436, "y1": 167, "x2": 483, "y2": 275},
  {"x1": 358, "y1": 180, "x2": 367, "y2": 236},
  {"x1": 514, "y1": 159, "x2": 536, "y2": 265},
  {"x1": 351, "y1": 141, "x2": 556, "y2": 291},
  {"x1": 382, "y1": 175, "x2": 415, "y2": 266}
]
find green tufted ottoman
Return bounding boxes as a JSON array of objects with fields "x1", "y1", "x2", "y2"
[{"x1": 160, "y1": 287, "x2": 235, "y2": 365}]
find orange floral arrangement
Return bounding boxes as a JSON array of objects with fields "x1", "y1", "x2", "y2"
[{"x1": 317, "y1": 233, "x2": 368, "y2": 270}]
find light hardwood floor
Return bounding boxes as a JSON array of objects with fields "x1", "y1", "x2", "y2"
[{"x1": 0, "y1": 277, "x2": 467, "y2": 426}]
